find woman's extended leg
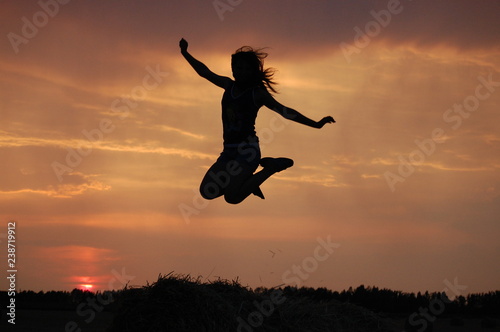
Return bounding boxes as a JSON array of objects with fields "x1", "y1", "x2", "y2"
[{"x1": 224, "y1": 157, "x2": 293, "y2": 204}]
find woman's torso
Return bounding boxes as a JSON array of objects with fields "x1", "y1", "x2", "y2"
[{"x1": 221, "y1": 83, "x2": 263, "y2": 145}]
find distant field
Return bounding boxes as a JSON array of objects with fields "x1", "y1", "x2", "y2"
[
  {"x1": 1, "y1": 309, "x2": 114, "y2": 332},
  {"x1": 390, "y1": 315, "x2": 500, "y2": 332},
  {"x1": 1, "y1": 275, "x2": 498, "y2": 331},
  {"x1": 432, "y1": 318, "x2": 500, "y2": 332},
  {"x1": 1, "y1": 310, "x2": 499, "y2": 331}
]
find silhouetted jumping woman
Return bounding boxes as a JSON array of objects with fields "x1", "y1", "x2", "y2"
[{"x1": 180, "y1": 38, "x2": 335, "y2": 204}]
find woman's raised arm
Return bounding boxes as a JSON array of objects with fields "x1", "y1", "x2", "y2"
[{"x1": 179, "y1": 38, "x2": 231, "y2": 89}]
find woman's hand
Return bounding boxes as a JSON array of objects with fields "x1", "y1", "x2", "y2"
[
  {"x1": 316, "y1": 116, "x2": 335, "y2": 128},
  {"x1": 179, "y1": 38, "x2": 188, "y2": 53}
]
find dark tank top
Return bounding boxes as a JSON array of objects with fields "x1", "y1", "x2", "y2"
[{"x1": 221, "y1": 83, "x2": 263, "y2": 145}]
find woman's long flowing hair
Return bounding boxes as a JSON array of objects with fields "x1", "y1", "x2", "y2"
[{"x1": 232, "y1": 46, "x2": 278, "y2": 94}]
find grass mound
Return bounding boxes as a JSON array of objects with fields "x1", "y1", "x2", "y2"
[{"x1": 108, "y1": 273, "x2": 395, "y2": 332}]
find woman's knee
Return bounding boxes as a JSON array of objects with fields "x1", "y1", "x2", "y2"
[
  {"x1": 199, "y1": 182, "x2": 223, "y2": 200},
  {"x1": 224, "y1": 192, "x2": 243, "y2": 205}
]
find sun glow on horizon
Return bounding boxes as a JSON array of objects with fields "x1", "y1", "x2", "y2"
[{"x1": 78, "y1": 284, "x2": 94, "y2": 291}]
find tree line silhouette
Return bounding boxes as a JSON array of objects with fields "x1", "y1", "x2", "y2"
[
  {"x1": 1, "y1": 285, "x2": 499, "y2": 315},
  {"x1": 276, "y1": 285, "x2": 500, "y2": 316}
]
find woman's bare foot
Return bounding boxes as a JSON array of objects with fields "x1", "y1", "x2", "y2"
[{"x1": 259, "y1": 157, "x2": 294, "y2": 172}]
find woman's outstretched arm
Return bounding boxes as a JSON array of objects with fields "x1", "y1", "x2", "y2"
[
  {"x1": 282, "y1": 108, "x2": 335, "y2": 128},
  {"x1": 179, "y1": 38, "x2": 231, "y2": 89},
  {"x1": 256, "y1": 88, "x2": 335, "y2": 129}
]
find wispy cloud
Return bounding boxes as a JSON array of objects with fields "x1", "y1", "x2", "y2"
[
  {"x1": 275, "y1": 173, "x2": 348, "y2": 188},
  {"x1": 138, "y1": 123, "x2": 205, "y2": 140},
  {"x1": 423, "y1": 163, "x2": 494, "y2": 173},
  {"x1": 0, "y1": 133, "x2": 213, "y2": 160},
  {"x1": 0, "y1": 181, "x2": 110, "y2": 198},
  {"x1": 0, "y1": 171, "x2": 110, "y2": 198}
]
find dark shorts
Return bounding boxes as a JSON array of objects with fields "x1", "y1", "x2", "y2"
[
  {"x1": 216, "y1": 144, "x2": 261, "y2": 171},
  {"x1": 199, "y1": 144, "x2": 261, "y2": 200}
]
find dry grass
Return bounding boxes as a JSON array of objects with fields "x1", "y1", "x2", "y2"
[{"x1": 107, "y1": 273, "x2": 395, "y2": 332}]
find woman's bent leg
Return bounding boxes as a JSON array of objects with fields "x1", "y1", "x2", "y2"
[
  {"x1": 199, "y1": 160, "x2": 230, "y2": 200},
  {"x1": 224, "y1": 161, "x2": 292, "y2": 204},
  {"x1": 223, "y1": 153, "x2": 294, "y2": 204},
  {"x1": 223, "y1": 165, "x2": 261, "y2": 204}
]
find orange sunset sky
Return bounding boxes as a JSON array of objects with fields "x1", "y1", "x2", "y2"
[{"x1": 1, "y1": 1, "x2": 499, "y2": 295}]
